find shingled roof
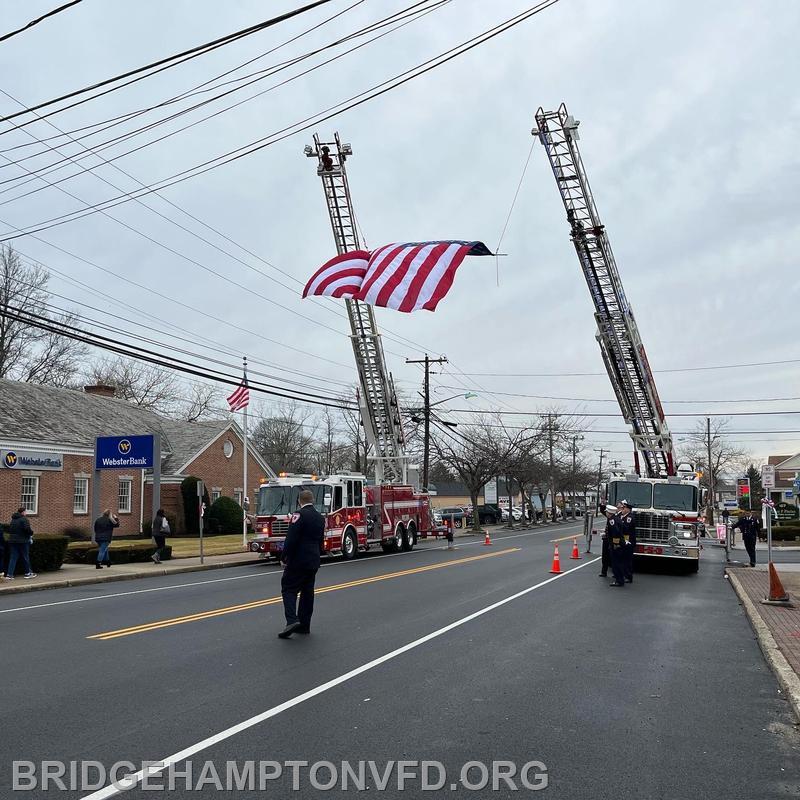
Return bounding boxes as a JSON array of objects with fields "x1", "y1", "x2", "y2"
[{"x1": 0, "y1": 378, "x2": 235, "y2": 475}]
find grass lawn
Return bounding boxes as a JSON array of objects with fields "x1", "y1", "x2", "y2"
[{"x1": 167, "y1": 535, "x2": 250, "y2": 558}]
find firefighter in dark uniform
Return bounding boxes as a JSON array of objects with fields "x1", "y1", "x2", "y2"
[
  {"x1": 617, "y1": 500, "x2": 637, "y2": 583},
  {"x1": 278, "y1": 489, "x2": 325, "y2": 638},
  {"x1": 598, "y1": 502, "x2": 615, "y2": 578},
  {"x1": 601, "y1": 500, "x2": 635, "y2": 587},
  {"x1": 731, "y1": 511, "x2": 758, "y2": 567}
]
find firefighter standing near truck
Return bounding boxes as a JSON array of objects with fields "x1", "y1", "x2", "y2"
[
  {"x1": 731, "y1": 511, "x2": 759, "y2": 567},
  {"x1": 601, "y1": 500, "x2": 635, "y2": 587},
  {"x1": 598, "y1": 502, "x2": 615, "y2": 578},
  {"x1": 278, "y1": 489, "x2": 325, "y2": 639}
]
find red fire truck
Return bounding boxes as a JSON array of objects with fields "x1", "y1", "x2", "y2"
[{"x1": 249, "y1": 473, "x2": 434, "y2": 561}]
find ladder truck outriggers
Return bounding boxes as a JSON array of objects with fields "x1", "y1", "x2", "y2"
[
  {"x1": 249, "y1": 134, "x2": 433, "y2": 562},
  {"x1": 534, "y1": 105, "x2": 702, "y2": 570}
]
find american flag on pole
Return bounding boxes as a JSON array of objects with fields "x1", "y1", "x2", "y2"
[
  {"x1": 227, "y1": 374, "x2": 249, "y2": 412},
  {"x1": 302, "y1": 241, "x2": 490, "y2": 312}
]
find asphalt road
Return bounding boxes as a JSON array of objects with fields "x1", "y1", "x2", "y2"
[{"x1": 1, "y1": 522, "x2": 798, "y2": 799}]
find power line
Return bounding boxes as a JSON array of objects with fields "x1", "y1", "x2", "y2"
[
  {"x1": 451, "y1": 357, "x2": 800, "y2": 377},
  {"x1": 447, "y1": 407, "x2": 800, "y2": 418},
  {"x1": 0, "y1": 0, "x2": 336, "y2": 127},
  {"x1": 0, "y1": 0, "x2": 84, "y2": 44},
  {"x1": 433, "y1": 384, "x2": 800, "y2": 405},
  {"x1": 1, "y1": 302, "x2": 357, "y2": 410},
  {"x1": 0, "y1": 0, "x2": 561, "y2": 239}
]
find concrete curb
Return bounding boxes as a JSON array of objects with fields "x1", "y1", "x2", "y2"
[
  {"x1": 726, "y1": 569, "x2": 800, "y2": 725},
  {"x1": 0, "y1": 557, "x2": 264, "y2": 596}
]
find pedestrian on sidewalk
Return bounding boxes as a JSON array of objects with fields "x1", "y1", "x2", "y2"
[
  {"x1": 4, "y1": 507, "x2": 36, "y2": 580},
  {"x1": 732, "y1": 511, "x2": 758, "y2": 567},
  {"x1": 151, "y1": 509, "x2": 170, "y2": 564},
  {"x1": 93, "y1": 509, "x2": 119, "y2": 569},
  {"x1": 278, "y1": 489, "x2": 324, "y2": 639}
]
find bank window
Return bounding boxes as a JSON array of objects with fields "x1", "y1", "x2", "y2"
[
  {"x1": 118, "y1": 479, "x2": 132, "y2": 514},
  {"x1": 211, "y1": 489, "x2": 221, "y2": 503},
  {"x1": 21, "y1": 476, "x2": 39, "y2": 515},
  {"x1": 73, "y1": 477, "x2": 89, "y2": 514}
]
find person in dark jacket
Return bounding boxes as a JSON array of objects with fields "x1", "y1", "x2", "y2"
[
  {"x1": 732, "y1": 511, "x2": 759, "y2": 567},
  {"x1": 93, "y1": 509, "x2": 119, "y2": 569},
  {"x1": 278, "y1": 489, "x2": 325, "y2": 639},
  {"x1": 4, "y1": 508, "x2": 36, "y2": 580},
  {"x1": 598, "y1": 502, "x2": 615, "y2": 578},
  {"x1": 151, "y1": 509, "x2": 170, "y2": 564}
]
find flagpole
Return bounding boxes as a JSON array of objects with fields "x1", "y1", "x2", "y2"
[{"x1": 242, "y1": 356, "x2": 249, "y2": 550}]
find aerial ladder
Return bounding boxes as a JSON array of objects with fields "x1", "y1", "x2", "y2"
[
  {"x1": 534, "y1": 104, "x2": 674, "y2": 478},
  {"x1": 305, "y1": 133, "x2": 407, "y2": 484}
]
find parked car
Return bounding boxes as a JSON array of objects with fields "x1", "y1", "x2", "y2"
[
  {"x1": 501, "y1": 507, "x2": 524, "y2": 522},
  {"x1": 467, "y1": 504, "x2": 503, "y2": 525},
  {"x1": 438, "y1": 506, "x2": 466, "y2": 528}
]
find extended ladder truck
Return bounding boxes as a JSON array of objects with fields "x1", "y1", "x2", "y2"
[
  {"x1": 534, "y1": 105, "x2": 702, "y2": 570},
  {"x1": 249, "y1": 134, "x2": 433, "y2": 562}
]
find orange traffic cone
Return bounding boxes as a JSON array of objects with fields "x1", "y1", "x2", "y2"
[
  {"x1": 549, "y1": 544, "x2": 562, "y2": 574},
  {"x1": 570, "y1": 537, "x2": 581, "y2": 560},
  {"x1": 762, "y1": 562, "x2": 792, "y2": 605},
  {"x1": 483, "y1": 530, "x2": 492, "y2": 546}
]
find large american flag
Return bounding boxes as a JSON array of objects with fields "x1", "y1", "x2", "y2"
[
  {"x1": 302, "y1": 241, "x2": 490, "y2": 312},
  {"x1": 227, "y1": 374, "x2": 249, "y2": 412}
]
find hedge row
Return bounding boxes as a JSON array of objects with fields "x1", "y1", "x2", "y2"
[
  {"x1": 2, "y1": 534, "x2": 70, "y2": 575},
  {"x1": 66, "y1": 542, "x2": 173, "y2": 564}
]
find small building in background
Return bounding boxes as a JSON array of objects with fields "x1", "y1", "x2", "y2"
[{"x1": 0, "y1": 379, "x2": 274, "y2": 536}]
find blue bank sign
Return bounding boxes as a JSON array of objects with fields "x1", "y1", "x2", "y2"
[{"x1": 95, "y1": 435, "x2": 155, "y2": 470}]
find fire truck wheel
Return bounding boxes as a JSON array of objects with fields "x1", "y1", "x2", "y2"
[
  {"x1": 403, "y1": 524, "x2": 417, "y2": 551},
  {"x1": 341, "y1": 528, "x2": 358, "y2": 561},
  {"x1": 393, "y1": 525, "x2": 405, "y2": 552}
]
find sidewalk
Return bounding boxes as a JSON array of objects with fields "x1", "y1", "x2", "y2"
[
  {"x1": 726, "y1": 564, "x2": 800, "y2": 723},
  {"x1": 0, "y1": 552, "x2": 263, "y2": 596}
]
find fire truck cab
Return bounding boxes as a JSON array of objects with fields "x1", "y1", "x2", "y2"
[
  {"x1": 249, "y1": 473, "x2": 433, "y2": 561},
  {"x1": 605, "y1": 470, "x2": 703, "y2": 570}
]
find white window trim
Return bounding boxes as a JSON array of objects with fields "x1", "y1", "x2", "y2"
[
  {"x1": 73, "y1": 476, "x2": 89, "y2": 515},
  {"x1": 118, "y1": 478, "x2": 133, "y2": 514},
  {"x1": 21, "y1": 475, "x2": 39, "y2": 516}
]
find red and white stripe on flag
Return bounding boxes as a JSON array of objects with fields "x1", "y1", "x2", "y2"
[
  {"x1": 227, "y1": 381, "x2": 249, "y2": 412},
  {"x1": 302, "y1": 250, "x2": 370, "y2": 299},
  {"x1": 356, "y1": 241, "x2": 491, "y2": 312}
]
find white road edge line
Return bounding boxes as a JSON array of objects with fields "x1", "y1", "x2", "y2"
[
  {"x1": 0, "y1": 524, "x2": 580, "y2": 615},
  {"x1": 81, "y1": 556, "x2": 599, "y2": 800}
]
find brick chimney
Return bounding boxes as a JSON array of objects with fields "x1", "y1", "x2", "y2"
[{"x1": 84, "y1": 384, "x2": 116, "y2": 398}]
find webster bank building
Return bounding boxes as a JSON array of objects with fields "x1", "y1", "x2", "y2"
[{"x1": 0, "y1": 379, "x2": 272, "y2": 536}]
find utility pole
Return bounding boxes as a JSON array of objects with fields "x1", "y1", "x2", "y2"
[
  {"x1": 570, "y1": 435, "x2": 584, "y2": 519},
  {"x1": 547, "y1": 414, "x2": 558, "y2": 522},
  {"x1": 406, "y1": 354, "x2": 448, "y2": 491},
  {"x1": 706, "y1": 417, "x2": 716, "y2": 525},
  {"x1": 594, "y1": 447, "x2": 607, "y2": 511}
]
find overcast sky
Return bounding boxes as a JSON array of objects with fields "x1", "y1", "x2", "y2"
[{"x1": 1, "y1": 0, "x2": 798, "y2": 473}]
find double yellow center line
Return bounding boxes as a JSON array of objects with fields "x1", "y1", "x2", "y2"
[{"x1": 88, "y1": 547, "x2": 520, "y2": 640}]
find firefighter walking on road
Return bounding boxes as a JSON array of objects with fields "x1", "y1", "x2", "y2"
[
  {"x1": 732, "y1": 511, "x2": 759, "y2": 567},
  {"x1": 278, "y1": 489, "x2": 325, "y2": 639}
]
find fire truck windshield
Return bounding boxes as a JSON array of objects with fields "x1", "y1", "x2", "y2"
[
  {"x1": 257, "y1": 484, "x2": 327, "y2": 516},
  {"x1": 653, "y1": 483, "x2": 697, "y2": 512},
  {"x1": 608, "y1": 481, "x2": 652, "y2": 509}
]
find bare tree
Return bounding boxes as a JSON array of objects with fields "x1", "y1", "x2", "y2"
[
  {"x1": 182, "y1": 383, "x2": 221, "y2": 422},
  {"x1": 681, "y1": 418, "x2": 750, "y2": 488},
  {"x1": 89, "y1": 357, "x2": 179, "y2": 413},
  {"x1": 338, "y1": 387, "x2": 370, "y2": 475},
  {"x1": 432, "y1": 416, "x2": 530, "y2": 532},
  {"x1": 251, "y1": 400, "x2": 317, "y2": 474},
  {"x1": 0, "y1": 245, "x2": 87, "y2": 387}
]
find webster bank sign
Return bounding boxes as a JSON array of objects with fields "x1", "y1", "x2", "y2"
[
  {"x1": 95, "y1": 435, "x2": 155, "y2": 470},
  {"x1": 1, "y1": 449, "x2": 64, "y2": 471}
]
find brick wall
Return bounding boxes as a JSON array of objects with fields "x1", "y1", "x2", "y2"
[{"x1": 0, "y1": 454, "x2": 143, "y2": 536}]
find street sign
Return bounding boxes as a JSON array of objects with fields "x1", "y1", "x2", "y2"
[
  {"x1": 722, "y1": 499, "x2": 739, "y2": 510},
  {"x1": 484, "y1": 477, "x2": 498, "y2": 505},
  {"x1": 736, "y1": 477, "x2": 751, "y2": 502},
  {"x1": 761, "y1": 464, "x2": 775, "y2": 489},
  {"x1": 95, "y1": 435, "x2": 155, "y2": 470},
  {"x1": 787, "y1": 490, "x2": 794, "y2": 499}
]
